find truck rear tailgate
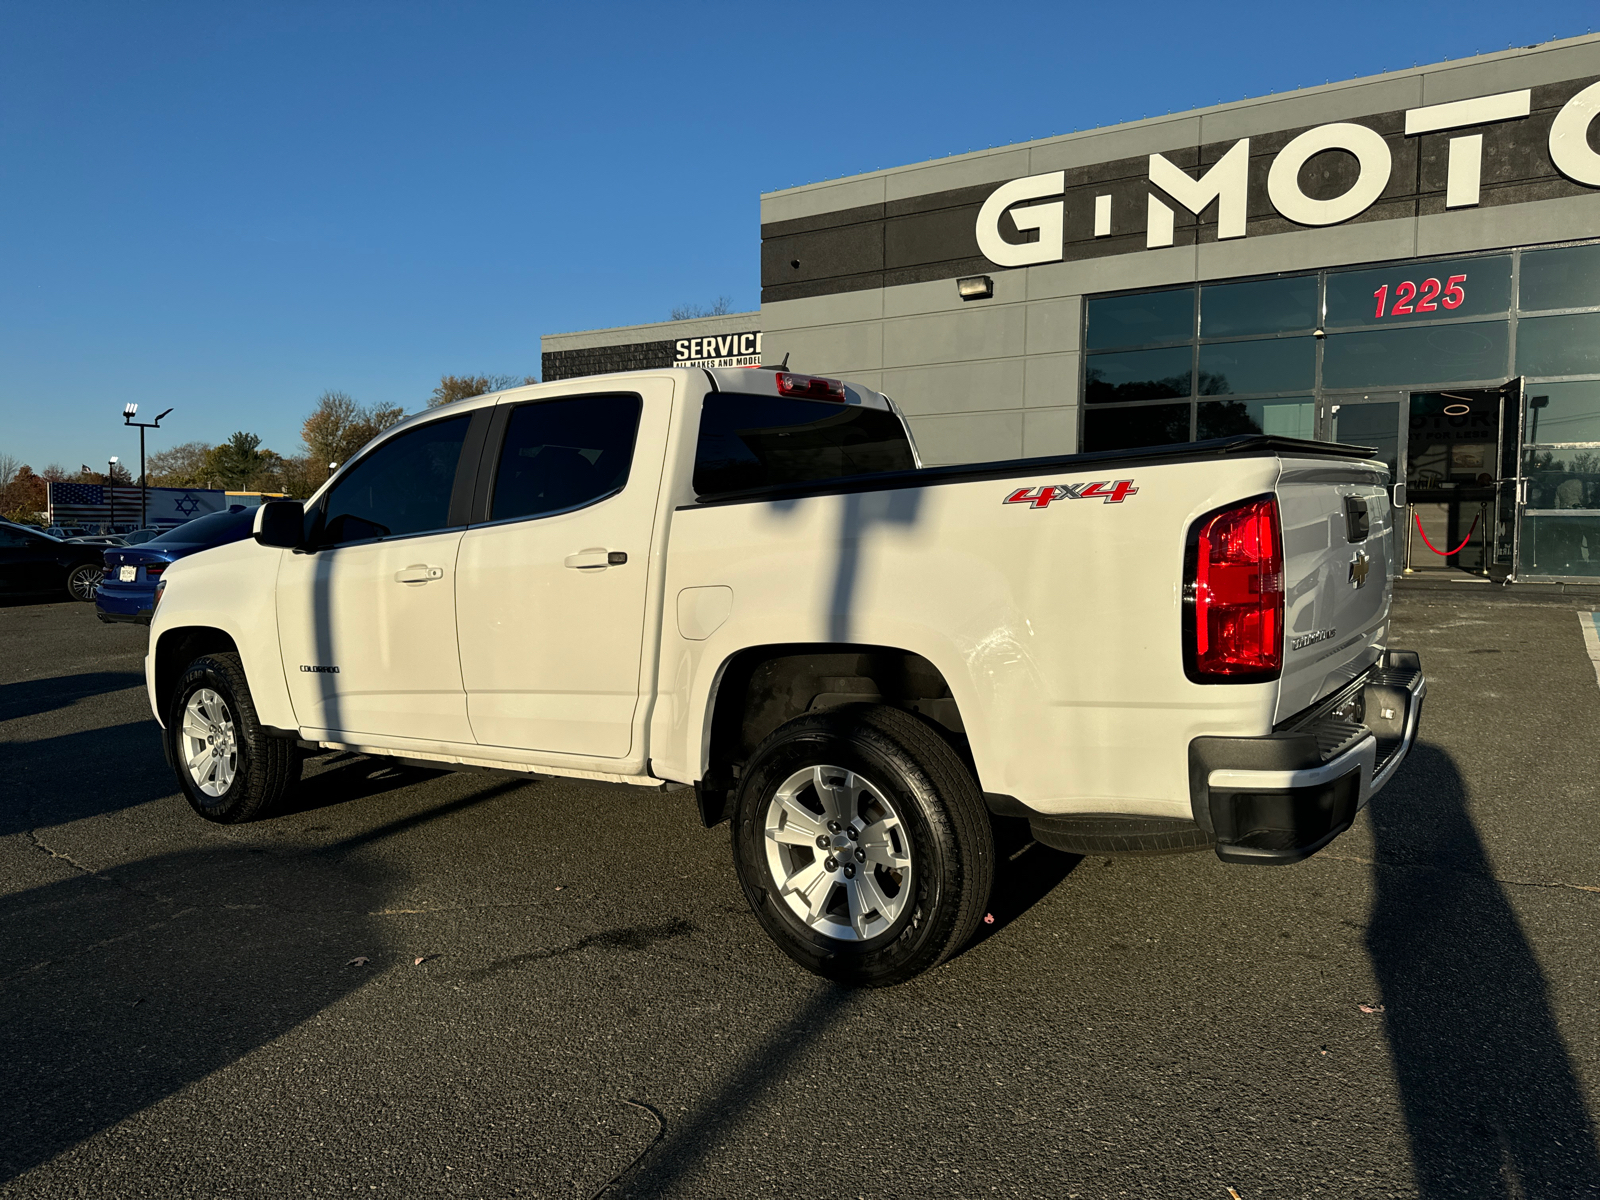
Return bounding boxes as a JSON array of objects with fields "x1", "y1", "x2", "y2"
[{"x1": 1274, "y1": 456, "x2": 1394, "y2": 722}]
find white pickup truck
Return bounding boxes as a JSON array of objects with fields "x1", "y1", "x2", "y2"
[{"x1": 145, "y1": 366, "x2": 1424, "y2": 985}]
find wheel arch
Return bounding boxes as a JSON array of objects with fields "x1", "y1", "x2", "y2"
[
  {"x1": 152, "y1": 626, "x2": 241, "y2": 726},
  {"x1": 694, "y1": 642, "x2": 974, "y2": 827}
]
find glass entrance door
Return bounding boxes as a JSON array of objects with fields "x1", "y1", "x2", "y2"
[{"x1": 1405, "y1": 388, "x2": 1510, "y2": 575}]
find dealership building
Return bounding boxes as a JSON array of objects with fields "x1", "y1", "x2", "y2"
[{"x1": 544, "y1": 34, "x2": 1600, "y2": 582}]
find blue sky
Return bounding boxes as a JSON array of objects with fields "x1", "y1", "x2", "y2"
[{"x1": 3, "y1": 1, "x2": 1597, "y2": 470}]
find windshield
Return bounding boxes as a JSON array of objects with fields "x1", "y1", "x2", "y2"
[
  {"x1": 147, "y1": 509, "x2": 256, "y2": 547},
  {"x1": 694, "y1": 394, "x2": 917, "y2": 496}
]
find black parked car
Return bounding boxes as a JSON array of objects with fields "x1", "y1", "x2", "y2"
[{"x1": 0, "y1": 520, "x2": 107, "y2": 602}]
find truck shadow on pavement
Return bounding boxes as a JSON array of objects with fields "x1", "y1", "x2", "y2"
[
  {"x1": 0, "y1": 781, "x2": 520, "y2": 1185},
  {"x1": 0, "y1": 670, "x2": 147, "y2": 723},
  {"x1": 1365, "y1": 742, "x2": 1600, "y2": 1198}
]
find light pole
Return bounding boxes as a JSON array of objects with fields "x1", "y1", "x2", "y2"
[
  {"x1": 108, "y1": 457, "x2": 118, "y2": 531},
  {"x1": 122, "y1": 405, "x2": 173, "y2": 528}
]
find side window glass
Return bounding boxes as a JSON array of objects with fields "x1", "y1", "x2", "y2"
[
  {"x1": 489, "y1": 395, "x2": 642, "y2": 522},
  {"x1": 322, "y1": 416, "x2": 470, "y2": 545},
  {"x1": 0, "y1": 527, "x2": 31, "y2": 547}
]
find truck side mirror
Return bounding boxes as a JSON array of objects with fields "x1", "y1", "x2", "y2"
[{"x1": 254, "y1": 500, "x2": 305, "y2": 549}]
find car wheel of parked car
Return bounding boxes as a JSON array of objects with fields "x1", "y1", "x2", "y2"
[
  {"x1": 731, "y1": 704, "x2": 993, "y2": 987},
  {"x1": 169, "y1": 652, "x2": 301, "y2": 823},
  {"x1": 66, "y1": 563, "x2": 100, "y2": 602}
]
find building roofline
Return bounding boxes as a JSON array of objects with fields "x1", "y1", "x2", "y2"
[{"x1": 759, "y1": 32, "x2": 1600, "y2": 202}]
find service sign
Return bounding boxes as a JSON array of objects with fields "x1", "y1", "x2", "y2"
[{"x1": 673, "y1": 330, "x2": 763, "y2": 369}]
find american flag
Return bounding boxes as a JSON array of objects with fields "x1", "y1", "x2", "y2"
[{"x1": 47, "y1": 482, "x2": 158, "y2": 527}]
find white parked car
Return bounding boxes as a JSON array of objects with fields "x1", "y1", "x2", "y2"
[{"x1": 144, "y1": 366, "x2": 1424, "y2": 984}]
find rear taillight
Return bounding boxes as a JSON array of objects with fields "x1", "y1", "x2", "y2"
[
  {"x1": 1184, "y1": 495, "x2": 1283, "y2": 682},
  {"x1": 101, "y1": 564, "x2": 114, "y2": 578},
  {"x1": 774, "y1": 372, "x2": 847, "y2": 402},
  {"x1": 144, "y1": 564, "x2": 165, "y2": 579}
]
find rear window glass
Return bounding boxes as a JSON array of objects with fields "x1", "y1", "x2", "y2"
[
  {"x1": 147, "y1": 509, "x2": 256, "y2": 546},
  {"x1": 693, "y1": 394, "x2": 916, "y2": 496}
]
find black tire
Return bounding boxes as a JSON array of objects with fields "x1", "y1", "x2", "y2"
[
  {"x1": 731, "y1": 704, "x2": 994, "y2": 987},
  {"x1": 168, "y1": 652, "x2": 300, "y2": 823},
  {"x1": 66, "y1": 563, "x2": 100, "y2": 602}
]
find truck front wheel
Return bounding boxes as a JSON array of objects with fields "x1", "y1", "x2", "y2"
[
  {"x1": 168, "y1": 652, "x2": 301, "y2": 823},
  {"x1": 731, "y1": 704, "x2": 993, "y2": 987}
]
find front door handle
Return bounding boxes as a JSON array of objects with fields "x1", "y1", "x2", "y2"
[
  {"x1": 564, "y1": 549, "x2": 627, "y2": 570},
  {"x1": 394, "y1": 565, "x2": 444, "y2": 584}
]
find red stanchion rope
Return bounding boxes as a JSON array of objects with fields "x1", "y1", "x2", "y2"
[{"x1": 1413, "y1": 509, "x2": 1481, "y2": 557}]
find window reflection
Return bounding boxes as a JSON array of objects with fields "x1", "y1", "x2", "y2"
[
  {"x1": 1082, "y1": 403, "x2": 1190, "y2": 451},
  {"x1": 1198, "y1": 398, "x2": 1315, "y2": 440},
  {"x1": 1322, "y1": 322, "x2": 1509, "y2": 388},
  {"x1": 1200, "y1": 276, "x2": 1318, "y2": 338},
  {"x1": 1519, "y1": 514, "x2": 1600, "y2": 576},
  {"x1": 1197, "y1": 337, "x2": 1315, "y2": 395},
  {"x1": 1524, "y1": 382, "x2": 1600, "y2": 444},
  {"x1": 1519, "y1": 243, "x2": 1600, "y2": 313},
  {"x1": 1084, "y1": 289, "x2": 1193, "y2": 350},
  {"x1": 1515, "y1": 312, "x2": 1600, "y2": 377},
  {"x1": 1084, "y1": 346, "x2": 1192, "y2": 403}
]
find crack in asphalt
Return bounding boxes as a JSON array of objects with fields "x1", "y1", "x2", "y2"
[
  {"x1": 25, "y1": 827, "x2": 102, "y2": 878},
  {"x1": 453, "y1": 918, "x2": 698, "y2": 982},
  {"x1": 1321, "y1": 851, "x2": 1600, "y2": 896}
]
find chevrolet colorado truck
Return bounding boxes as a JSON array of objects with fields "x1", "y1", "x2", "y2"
[{"x1": 144, "y1": 366, "x2": 1425, "y2": 985}]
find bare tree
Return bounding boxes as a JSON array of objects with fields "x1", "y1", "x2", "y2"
[
  {"x1": 301, "y1": 390, "x2": 407, "y2": 480},
  {"x1": 0, "y1": 453, "x2": 18, "y2": 490},
  {"x1": 146, "y1": 441, "x2": 216, "y2": 487},
  {"x1": 427, "y1": 374, "x2": 536, "y2": 408},
  {"x1": 669, "y1": 296, "x2": 735, "y2": 321}
]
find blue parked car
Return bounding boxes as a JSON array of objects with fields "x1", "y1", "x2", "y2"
[{"x1": 96, "y1": 507, "x2": 257, "y2": 624}]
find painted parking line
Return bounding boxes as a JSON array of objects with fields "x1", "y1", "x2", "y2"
[{"x1": 1581, "y1": 612, "x2": 1600, "y2": 690}]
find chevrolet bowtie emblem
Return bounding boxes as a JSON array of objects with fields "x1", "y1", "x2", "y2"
[{"x1": 1349, "y1": 552, "x2": 1371, "y2": 588}]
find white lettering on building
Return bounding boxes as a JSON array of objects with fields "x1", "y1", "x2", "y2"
[
  {"x1": 1550, "y1": 79, "x2": 1600, "y2": 186},
  {"x1": 974, "y1": 171, "x2": 1065, "y2": 266},
  {"x1": 972, "y1": 80, "x2": 1598, "y2": 266},
  {"x1": 1267, "y1": 123, "x2": 1392, "y2": 226},
  {"x1": 1147, "y1": 139, "x2": 1250, "y2": 248}
]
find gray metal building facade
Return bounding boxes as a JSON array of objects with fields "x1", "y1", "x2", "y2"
[{"x1": 756, "y1": 35, "x2": 1600, "y2": 580}]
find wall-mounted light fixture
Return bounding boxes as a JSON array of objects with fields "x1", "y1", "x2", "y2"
[{"x1": 956, "y1": 275, "x2": 994, "y2": 301}]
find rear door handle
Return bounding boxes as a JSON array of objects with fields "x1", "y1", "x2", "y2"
[
  {"x1": 394, "y1": 565, "x2": 445, "y2": 584},
  {"x1": 564, "y1": 549, "x2": 627, "y2": 569}
]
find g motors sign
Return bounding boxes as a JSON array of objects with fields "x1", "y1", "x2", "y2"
[
  {"x1": 976, "y1": 80, "x2": 1600, "y2": 266},
  {"x1": 673, "y1": 330, "x2": 763, "y2": 369}
]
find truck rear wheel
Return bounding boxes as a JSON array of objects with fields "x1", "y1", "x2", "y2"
[
  {"x1": 731, "y1": 704, "x2": 993, "y2": 987},
  {"x1": 169, "y1": 652, "x2": 300, "y2": 823}
]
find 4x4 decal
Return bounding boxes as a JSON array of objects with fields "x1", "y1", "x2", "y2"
[{"x1": 1004, "y1": 480, "x2": 1138, "y2": 507}]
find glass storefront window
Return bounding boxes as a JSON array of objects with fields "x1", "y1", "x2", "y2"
[
  {"x1": 1197, "y1": 337, "x2": 1315, "y2": 395},
  {"x1": 1324, "y1": 256, "x2": 1511, "y2": 329},
  {"x1": 1329, "y1": 401, "x2": 1401, "y2": 482},
  {"x1": 1515, "y1": 312, "x2": 1600, "y2": 377},
  {"x1": 1322, "y1": 321, "x2": 1509, "y2": 388},
  {"x1": 1524, "y1": 381, "x2": 1600, "y2": 445},
  {"x1": 1519, "y1": 243, "x2": 1600, "y2": 313},
  {"x1": 1197, "y1": 398, "x2": 1314, "y2": 440},
  {"x1": 1084, "y1": 288, "x2": 1193, "y2": 350},
  {"x1": 1082, "y1": 403, "x2": 1190, "y2": 451},
  {"x1": 1517, "y1": 513, "x2": 1600, "y2": 577},
  {"x1": 1084, "y1": 346, "x2": 1192, "y2": 403},
  {"x1": 1199, "y1": 276, "x2": 1318, "y2": 338},
  {"x1": 1521, "y1": 447, "x2": 1600, "y2": 508}
]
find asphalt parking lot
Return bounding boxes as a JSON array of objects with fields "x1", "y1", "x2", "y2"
[{"x1": 3, "y1": 589, "x2": 1599, "y2": 1199}]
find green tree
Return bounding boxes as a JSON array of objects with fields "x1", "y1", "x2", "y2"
[
  {"x1": 146, "y1": 441, "x2": 215, "y2": 488},
  {"x1": 427, "y1": 374, "x2": 536, "y2": 408},
  {"x1": 204, "y1": 432, "x2": 279, "y2": 490}
]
